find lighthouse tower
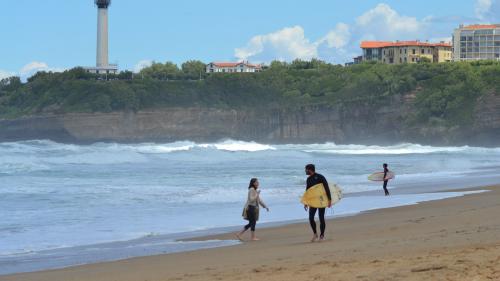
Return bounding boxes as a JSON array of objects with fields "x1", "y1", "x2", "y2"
[
  {"x1": 85, "y1": 0, "x2": 118, "y2": 75},
  {"x1": 96, "y1": 0, "x2": 111, "y2": 67}
]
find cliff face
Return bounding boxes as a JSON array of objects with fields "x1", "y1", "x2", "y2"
[
  {"x1": 0, "y1": 93, "x2": 499, "y2": 145},
  {"x1": 472, "y1": 93, "x2": 500, "y2": 145},
  {"x1": 0, "y1": 107, "x2": 400, "y2": 144}
]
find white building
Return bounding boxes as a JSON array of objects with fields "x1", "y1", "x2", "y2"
[
  {"x1": 84, "y1": 65, "x2": 119, "y2": 75},
  {"x1": 206, "y1": 62, "x2": 262, "y2": 73},
  {"x1": 452, "y1": 24, "x2": 500, "y2": 61}
]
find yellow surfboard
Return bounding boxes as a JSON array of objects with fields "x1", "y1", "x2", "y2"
[{"x1": 301, "y1": 183, "x2": 342, "y2": 208}]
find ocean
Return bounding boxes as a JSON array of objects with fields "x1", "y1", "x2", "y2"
[{"x1": 1, "y1": 140, "x2": 499, "y2": 274}]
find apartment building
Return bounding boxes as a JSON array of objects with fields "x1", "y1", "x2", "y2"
[{"x1": 452, "y1": 24, "x2": 500, "y2": 61}]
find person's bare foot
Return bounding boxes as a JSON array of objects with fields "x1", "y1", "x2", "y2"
[
  {"x1": 311, "y1": 234, "x2": 318, "y2": 242},
  {"x1": 235, "y1": 233, "x2": 243, "y2": 241},
  {"x1": 251, "y1": 237, "x2": 260, "y2": 241},
  {"x1": 319, "y1": 235, "x2": 325, "y2": 242}
]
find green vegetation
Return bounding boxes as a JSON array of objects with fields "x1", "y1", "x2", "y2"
[{"x1": 1, "y1": 59, "x2": 499, "y2": 128}]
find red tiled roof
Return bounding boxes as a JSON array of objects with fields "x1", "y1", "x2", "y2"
[
  {"x1": 360, "y1": 41, "x2": 394, "y2": 48},
  {"x1": 361, "y1": 41, "x2": 452, "y2": 49},
  {"x1": 211, "y1": 62, "x2": 261, "y2": 68},
  {"x1": 463, "y1": 24, "x2": 500, "y2": 30},
  {"x1": 212, "y1": 62, "x2": 239, "y2": 67}
]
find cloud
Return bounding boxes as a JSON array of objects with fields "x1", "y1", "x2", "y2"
[
  {"x1": 1, "y1": 61, "x2": 64, "y2": 82},
  {"x1": 475, "y1": 0, "x2": 500, "y2": 22},
  {"x1": 0, "y1": 70, "x2": 15, "y2": 80},
  {"x1": 133, "y1": 60, "x2": 153, "y2": 73},
  {"x1": 476, "y1": 0, "x2": 492, "y2": 19},
  {"x1": 19, "y1": 61, "x2": 51, "y2": 77},
  {"x1": 235, "y1": 26, "x2": 318, "y2": 62},
  {"x1": 19, "y1": 61, "x2": 64, "y2": 80},
  {"x1": 355, "y1": 4, "x2": 427, "y2": 40},
  {"x1": 320, "y1": 23, "x2": 351, "y2": 49},
  {"x1": 235, "y1": 3, "x2": 440, "y2": 64}
]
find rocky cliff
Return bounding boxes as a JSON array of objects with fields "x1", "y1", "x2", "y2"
[{"x1": 0, "y1": 93, "x2": 499, "y2": 145}]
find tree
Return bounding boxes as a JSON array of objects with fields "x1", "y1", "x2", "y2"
[
  {"x1": 181, "y1": 60, "x2": 206, "y2": 80},
  {"x1": 0, "y1": 76, "x2": 22, "y2": 92},
  {"x1": 269, "y1": 60, "x2": 288, "y2": 70},
  {"x1": 309, "y1": 58, "x2": 327, "y2": 69},
  {"x1": 117, "y1": 71, "x2": 134, "y2": 80},
  {"x1": 68, "y1": 67, "x2": 95, "y2": 80},
  {"x1": 290, "y1": 59, "x2": 311, "y2": 69},
  {"x1": 27, "y1": 71, "x2": 52, "y2": 83},
  {"x1": 290, "y1": 59, "x2": 326, "y2": 70},
  {"x1": 1, "y1": 58, "x2": 499, "y2": 134},
  {"x1": 91, "y1": 94, "x2": 112, "y2": 112},
  {"x1": 140, "y1": 61, "x2": 180, "y2": 80}
]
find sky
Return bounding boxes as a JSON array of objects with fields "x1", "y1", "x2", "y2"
[{"x1": 1, "y1": 0, "x2": 500, "y2": 80}]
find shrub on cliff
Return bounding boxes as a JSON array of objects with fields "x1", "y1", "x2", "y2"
[{"x1": 0, "y1": 60, "x2": 499, "y2": 130}]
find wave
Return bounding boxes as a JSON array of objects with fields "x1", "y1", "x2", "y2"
[
  {"x1": 198, "y1": 140, "x2": 275, "y2": 152},
  {"x1": 277, "y1": 143, "x2": 500, "y2": 155},
  {"x1": 0, "y1": 140, "x2": 276, "y2": 172},
  {"x1": 0, "y1": 140, "x2": 499, "y2": 163},
  {"x1": 0, "y1": 139, "x2": 275, "y2": 154},
  {"x1": 1, "y1": 139, "x2": 499, "y2": 174}
]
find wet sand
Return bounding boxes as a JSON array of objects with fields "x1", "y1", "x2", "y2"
[{"x1": 2, "y1": 186, "x2": 500, "y2": 281}]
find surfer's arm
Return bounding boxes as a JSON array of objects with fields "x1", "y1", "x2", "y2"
[{"x1": 321, "y1": 176, "x2": 332, "y2": 202}]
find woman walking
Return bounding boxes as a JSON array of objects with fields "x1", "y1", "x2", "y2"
[{"x1": 236, "y1": 178, "x2": 269, "y2": 241}]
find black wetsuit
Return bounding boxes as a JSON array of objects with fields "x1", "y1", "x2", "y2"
[
  {"x1": 383, "y1": 168, "x2": 390, "y2": 196},
  {"x1": 306, "y1": 173, "x2": 332, "y2": 237}
]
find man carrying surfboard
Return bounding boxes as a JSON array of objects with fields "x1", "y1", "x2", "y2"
[
  {"x1": 382, "y1": 163, "x2": 390, "y2": 196},
  {"x1": 367, "y1": 164, "x2": 395, "y2": 195},
  {"x1": 304, "y1": 164, "x2": 332, "y2": 242}
]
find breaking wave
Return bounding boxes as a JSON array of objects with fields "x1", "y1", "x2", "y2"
[{"x1": 276, "y1": 143, "x2": 500, "y2": 155}]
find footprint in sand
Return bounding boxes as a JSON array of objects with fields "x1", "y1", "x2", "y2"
[
  {"x1": 408, "y1": 217, "x2": 426, "y2": 223},
  {"x1": 411, "y1": 265, "x2": 447, "y2": 273}
]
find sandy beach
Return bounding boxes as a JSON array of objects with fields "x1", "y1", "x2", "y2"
[{"x1": 2, "y1": 185, "x2": 500, "y2": 281}]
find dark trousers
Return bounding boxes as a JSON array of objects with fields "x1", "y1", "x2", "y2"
[
  {"x1": 383, "y1": 180, "x2": 390, "y2": 196},
  {"x1": 244, "y1": 205, "x2": 257, "y2": 231},
  {"x1": 309, "y1": 207, "x2": 326, "y2": 236}
]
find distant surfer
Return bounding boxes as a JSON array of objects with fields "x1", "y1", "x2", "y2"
[
  {"x1": 236, "y1": 178, "x2": 269, "y2": 241},
  {"x1": 304, "y1": 164, "x2": 332, "y2": 242},
  {"x1": 383, "y1": 163, "x2": 390, "y2": 196}
]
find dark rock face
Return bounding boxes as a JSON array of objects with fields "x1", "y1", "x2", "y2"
[
  {"x1": 472, "y1": 93, "x2": 500, "y2": 146},
  {"x1": 0, "y1": 116, "x2": 77, "y2": 142},
  {"x1": 0, "y1": 95, "x2": 499, "y2": 145}
]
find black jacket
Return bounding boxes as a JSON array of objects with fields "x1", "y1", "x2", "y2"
[{"x1": 306, "y1": 173, "x2": 332, "y2": 201}]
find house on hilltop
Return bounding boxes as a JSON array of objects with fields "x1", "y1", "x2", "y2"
[
  {"x1": 360, "y1": 41, "x2": 452, "y2": 64},
  {"x1": 206, "y1": 62, "x2": 262, "y2": 73}
]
